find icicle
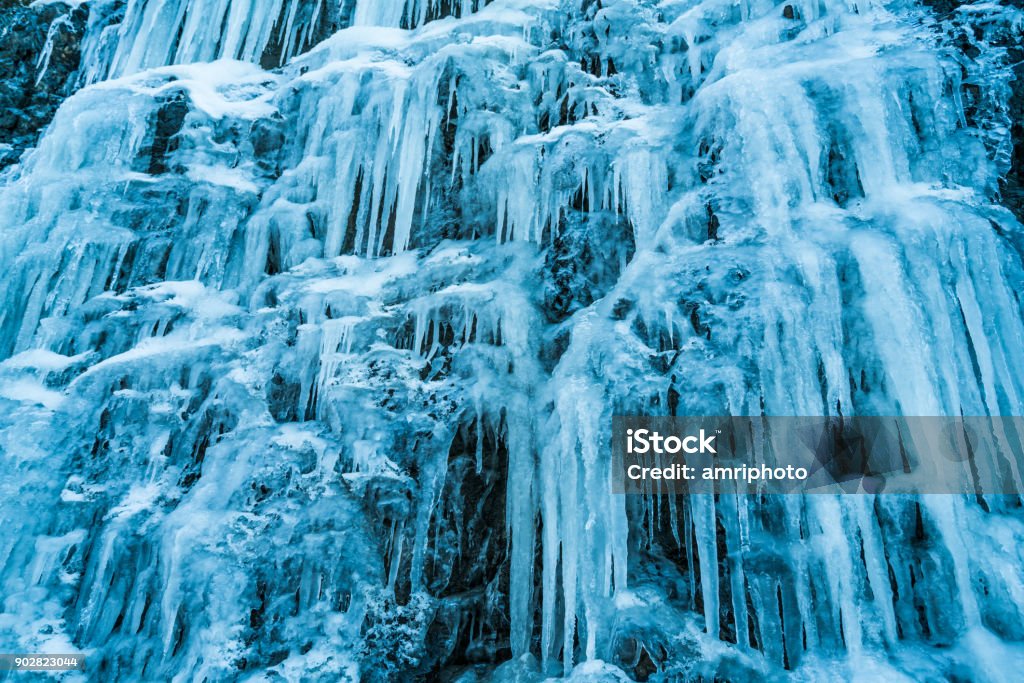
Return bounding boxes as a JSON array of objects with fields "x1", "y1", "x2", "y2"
[
  {"x1": 315, "y1": 316, "x2": 359, "y2": 414},
  {"x1": 691, "y1": 494, "x2": 718, "y2": 637},
  {"x1": 35, "y1": 15, "x2": 72, "y2": 87}
]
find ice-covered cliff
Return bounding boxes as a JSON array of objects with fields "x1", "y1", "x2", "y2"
[{"x1": 1, "y1": 0, "x2": 1024, "y2": 680}]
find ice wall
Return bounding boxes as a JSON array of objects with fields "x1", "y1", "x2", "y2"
[{"x1": 1, "y1": 0, "x2": 1024, "y2": 680}]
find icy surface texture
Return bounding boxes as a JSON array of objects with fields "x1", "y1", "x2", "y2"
[{"x1": 1, "y1": 0, "x2": 1024, "y2": 680}]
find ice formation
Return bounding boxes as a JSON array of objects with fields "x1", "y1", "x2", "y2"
[{"x1": 1, "y1": 0, "x2": 1024, "y2": 680}]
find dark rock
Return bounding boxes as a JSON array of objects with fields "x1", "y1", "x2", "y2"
[
  {"x1": 258, "y1": 0, "x2": 345, "y2": 70},
  {"x1": 921, "y1": 0, "x2": 964, "y2": 16},
  {"x1": 542, "y1": 210, "x2": 636, "y2": 323},
  {"x1": 135, "y1": 90, "x2": 190, "y2": 175},
  {"x1": 0, "y1": 0, "x2": 88, "y2": 169},
  {"x1": 1002, "y1": 57, "x2": 1024, "y2": 222},
  {"x1": 250, "y1": 114, "x2": 286, "y2": 177},
  {"x1": 927, "y1": 0, "x2": 1024, "y2": 221}
]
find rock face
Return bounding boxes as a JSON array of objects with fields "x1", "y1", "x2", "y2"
[
  {"x1": 925, "y1": 0, "x2": 1024, "y2": 222},
  {"x1": 0, "y1": 0, "x2": 1023, "y2": 681},
  {"x1": 998, "y1": 13, "x2": 1024, "y2": 221},
  {"x1": 0, "y1": 0, "x2": 87, "y2": 168}
]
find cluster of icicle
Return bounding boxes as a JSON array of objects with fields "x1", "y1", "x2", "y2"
[{"x1": 2, "y1": 0, "x2": 1024, "y2": 680}]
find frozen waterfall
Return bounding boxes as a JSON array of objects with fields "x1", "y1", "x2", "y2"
[{"x1": 1, "y1": 0, "x2": 1024, "y2": 680}]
